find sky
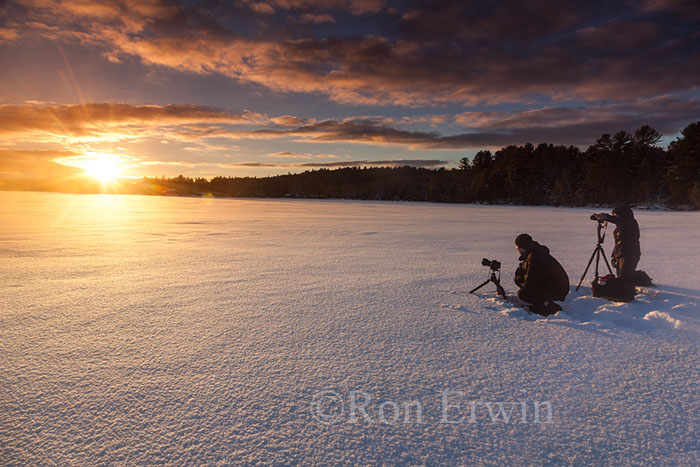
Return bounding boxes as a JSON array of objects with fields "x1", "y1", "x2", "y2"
[{"x1": 1, "y1": 0, "x2": 699, "y2": 180}]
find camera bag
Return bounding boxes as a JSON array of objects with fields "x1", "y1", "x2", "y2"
[{"x1": 592, "y1": 274, "x2": 634, "y2": 302}]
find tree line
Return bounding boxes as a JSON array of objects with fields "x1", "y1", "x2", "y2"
[{"x1": 141, "y1": 121, "x2": 700, "y2": 209}]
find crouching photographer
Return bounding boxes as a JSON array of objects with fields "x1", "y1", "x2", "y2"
[
  {"x1": 590, "y1": 206, "x2": 641, "y2": 301},
  {"x1": 514, "y1": 233, "x2": 570, "y2": 316}
]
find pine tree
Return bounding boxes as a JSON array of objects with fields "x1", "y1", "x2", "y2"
[{"x1": 667, "y1": 122, "x2": 700, "y2": 207}]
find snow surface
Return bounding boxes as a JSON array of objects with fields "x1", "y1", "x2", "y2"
[{"x1": 1, "y1": 191, "x2": 699, "y2": 465}]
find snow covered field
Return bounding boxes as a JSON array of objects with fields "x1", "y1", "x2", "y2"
[{"x1": 1, "y1": 191, "x2": 699, "y2": 465}]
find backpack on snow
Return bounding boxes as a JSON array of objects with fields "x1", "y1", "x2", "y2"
[
  {"x1": 633, "y1": 270, "x2": 654, "y2": 287},
  {"x1": 592, "y1": 274, "x2": 634, "y2": 302},
  {"x1": 592, "y1": 270, "x2": 653, "y2": 302}
]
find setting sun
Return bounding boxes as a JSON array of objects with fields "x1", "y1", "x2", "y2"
[
  {"x1": 82, "y1": 156, "x2": 122, "y2": 182},
  {"x1": 53, "y1": 152, "x2": 127, "y2": 183}
]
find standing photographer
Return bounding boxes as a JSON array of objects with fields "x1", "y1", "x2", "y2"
[
  {"x1": 514, "y1": 233, "x2": 570, "y2": 316},
  {"x1": 592, "y1": 206, "x2": 641, "y2": 300}
]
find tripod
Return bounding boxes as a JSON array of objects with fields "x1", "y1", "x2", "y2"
[
  {"x1": 470, "y1": 268, "x2": 507, "y2": 299},
  {"x1": 576, "y1": 221, "x2": 614, "y2": 291}
]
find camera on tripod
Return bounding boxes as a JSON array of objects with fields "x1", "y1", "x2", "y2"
[
  {"x1": 576, "y1": 213, "x2": 614, "y2": 291},
  {"x1": 481, "y1": 258, "x2": 501, "y2": 271},
  {"x1": 471, "y1": 258, "x2": 506, "y2": 299}
]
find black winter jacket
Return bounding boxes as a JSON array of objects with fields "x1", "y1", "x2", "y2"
[
  {"x1": 600, "y1": 213, "x2": 641, "y2": 263},
  {"x1": 514, "y1": 241, "x2": 570, "y2": 301}
]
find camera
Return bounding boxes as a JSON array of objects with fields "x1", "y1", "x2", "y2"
[
  {"x1": 590, "y1": 213, "x2": 607, "y2": 222},
  {"x1": 481, "y1": 258, "x2": 501, "y2": 271}
]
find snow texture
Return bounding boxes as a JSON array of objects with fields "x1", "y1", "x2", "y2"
[{"x1": 1, "y1": 191, "x2": 699, "y2": 465}]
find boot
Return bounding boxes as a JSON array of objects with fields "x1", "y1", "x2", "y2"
[{"x1": 530, "y1": 301, "x2": 562, "y2": 316}]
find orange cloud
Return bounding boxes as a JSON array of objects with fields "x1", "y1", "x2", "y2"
[
  {"x1": 218, "y1": 158, "x2": 445, "y2": 168},
  {"x1": 267, "y1": 151, "x2": 339, "y2": 158},
  {"x1": 0, "y1": 149, "x2": 82, "y2": 179},
  {"x1": 271, "y1": 115, "x2": 308, "y2": 127},
  {"x1": 0, "y1": 102, "x2": 266, "y2": 143},
  {"x1": 4, "y1": 1, "x2": 482, "y2": 106},
  {"x1": 0, "y1": 27, "x2": 19, "y2": 42}
]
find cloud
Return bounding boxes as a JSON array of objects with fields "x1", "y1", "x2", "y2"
[
  {"x1": 0, "y1": 149, "x2": 83, "y2": 179},
  {"x1": 642, "y1": 0, "x2": 700, "y2": 19},
  {"x1": 219, "y1": 159, "x2": 447, "y2": 168},
  {"x1": 247, "y1": 2, "x2": 276, "y2": 15},
  {"x1": 130, "y1": 156, "x2": 442, "y2": 172},
  {"x1": 239, "y1": 96, "x2": 699, "y2": 148},
  {"x1": 267, "y1": 151, "x2": 339, "y2": 158},
  {"x1": 8, "y1": 0, "x2": 699, "y2": 106},
  {"x1": 238, "y1": 118, "x2": 550, "y2": 148},
  {"x1": 218, "y1": 161, "x2": 280, "y2": 167},
  {"x1": 268, "y1": 151, "x2": 311, "y2": 158},
  {"x1": 246, "y1": 119, "x2": 451, "y2": 147},
  {"x1": 271, "y1": 115, "x2": 308, "y2": 127},
  {"x1": 140, "y1": 160, "x2": 203, "y2": 168},
  {"x1": 0, "y1": 102, "x2": 266, "y2": 143},
  {"x1": 268, "y1": 0, "x2": 386, "y2": 15},
  {"x1": 294, "y1": 159, "x2": 446, "y2": 168},
  {"x1": 400, "y1": 115, "x2": 452, "y2": 126},
  {"x1": 0, "y1": 27, "x2": 19, "y2": 42},
  {"x1": 2, "y1": 98, "x2": 696, "y2": 156},
  {"x1": 295, "y1": 13, "x2": 335, "y2": 24},
  {"x1": 454, "y1": 97, "x2": 700, "y2": 136}
]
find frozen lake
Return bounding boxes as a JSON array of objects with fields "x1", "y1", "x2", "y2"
[{"x1": 2, "y1": 191, "x2": 699, "y2": 465}]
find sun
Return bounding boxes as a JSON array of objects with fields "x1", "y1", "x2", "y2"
[
  {"x1": 82, "y1": 156, "x2": 122, "y2": 182},
  {"x1": 52, "y1": 152, "x2": 130, "y2": 186}
]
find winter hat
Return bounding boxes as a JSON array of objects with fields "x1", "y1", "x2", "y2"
[
  {"x1": 612, "y1": 205, "x2": 633, "y2": 219},
  {"x1": 515, "y1": 233, "x2": 533, "y2": 249}
]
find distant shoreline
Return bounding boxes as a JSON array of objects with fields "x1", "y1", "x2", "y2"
[{"x1": 0, "y1": 185, "x2": 685, "y2": 211}]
